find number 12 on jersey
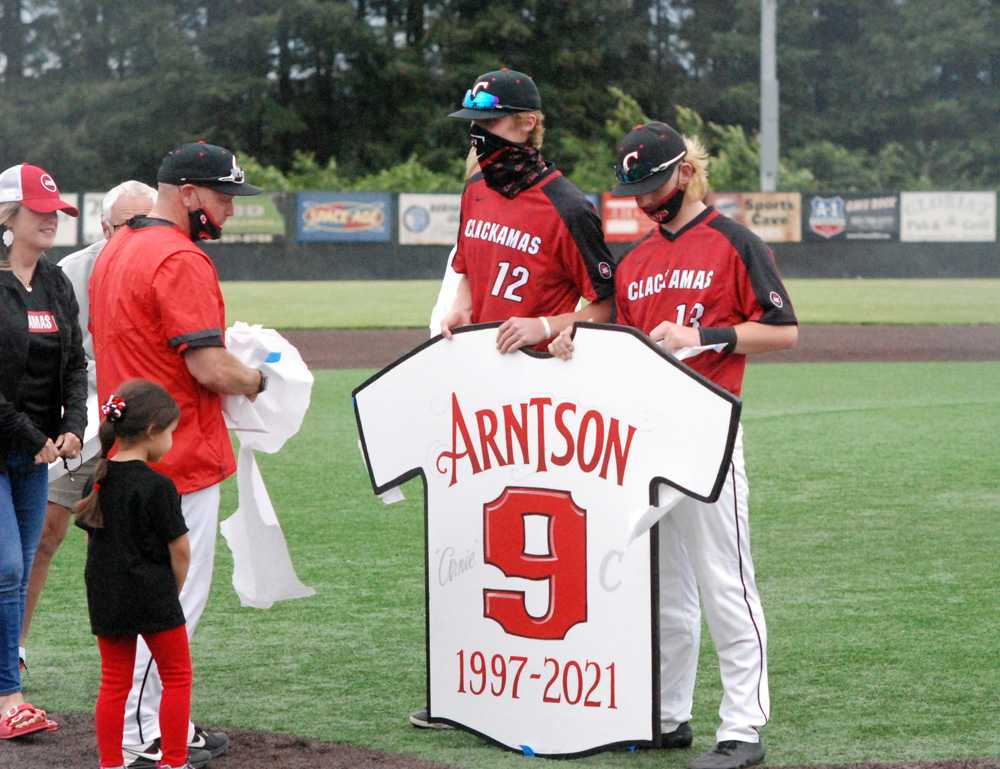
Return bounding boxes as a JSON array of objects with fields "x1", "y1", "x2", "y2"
[{"x1": 491, "y1": 261, "x2": 530, "y2": 303}]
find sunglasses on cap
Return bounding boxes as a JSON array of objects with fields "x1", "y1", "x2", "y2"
[
  {"x1": 462, "y1": 89, "x2": 504, "y2": 111},
  {"x1": 614, "y1": 150, "x2": 686, "y2": 186},
  {"x1": 179, "y1": 167, "x2": 246, "y2": 185}
]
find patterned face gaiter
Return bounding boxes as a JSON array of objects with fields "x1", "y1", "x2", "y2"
[{"x1": 469, "y1": 124, "x2": 549, "y2": 199}]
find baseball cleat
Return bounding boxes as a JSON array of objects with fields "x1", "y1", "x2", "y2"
[
  {"x1": 661, "y1": 721, "x2": 694, "y2": 749},
  {"x1": 688, "y1": 739, "x2": 765, "y2": 769},
  {"x1": 189, "y1": 725, "x2": 229, "y2": 758},
  {"x1": 408, "y1": 708, "x2": 454, "y2": 730},
  {"x1": 630, "y1": 721, "x2": 693, "y2": 750},
  {"x1": 123, "y1": 738, "x2": 212, "y2": 769}
]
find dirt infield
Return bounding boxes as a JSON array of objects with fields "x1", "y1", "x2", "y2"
[
  {"x1": 0, "y1": 712, "x2": 457, "y2": 769},
  {"x1": 285, "y1": 325, "x2": 1000, "y2": 370}
]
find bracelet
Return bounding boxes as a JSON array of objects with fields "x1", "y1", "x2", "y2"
[
  {"x1": 698, "y1": 326, "x2": 737, "y2": 353},
  {"x1": 539, "y1": 316, "x2": 552, "y2": 339}
]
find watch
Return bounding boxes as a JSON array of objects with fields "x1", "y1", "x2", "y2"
[{"x1": 256, "y1": 370, "x2": 268, "y2": 394}]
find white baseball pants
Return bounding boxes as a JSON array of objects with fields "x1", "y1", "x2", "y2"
[{"x1": 657, "y1": 427, "x2": 770, "y2": 743}]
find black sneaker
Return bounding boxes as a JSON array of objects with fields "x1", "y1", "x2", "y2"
[
  {"x1": 689, "y1": 739, "x2": 765, "y2": 769},
  {"x1": 156, "y1": 763, "x2": 206, "y2": 769},
  {"x1": 631, "y1": 721, "x2": 693, "y2": 750},
  {"x1": 408, "y1": 708, "x2": 453, "y2": 730},
  {"x1": 123, "y1": 738, "x2": 212, "y2": 769},
  {"x1": 662, "y1": 721, "x2": 694, "y2": 749},
  {"x1": 189, "y1": 725, "x2": 229, "y2": 758}
]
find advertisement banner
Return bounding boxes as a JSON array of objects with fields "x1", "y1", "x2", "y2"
[
  {"x1": 900, "y1": 192, "x2": 997, "y2": 242},
  {"x1": 709, "y1": 192, "x2": 802, "y2": 243},
  {"x1": 398, "y1": 193, "x2": 462, "y2": 245},
  {"x1": 297, "y1": 192, "x2": 392, "y2": 242},
  {"x1": 220, "y1": 194, "x2": 288, "y2": 244},
  {"x1": 354, "y1": 324, "x2": 740, "y2": 756},
  {"x1": 601, "y1": 194, "x2": 656, "y2": 243},
  {"x1": 803, "y1": 193, "x2": 899, "y2": 241},
  {"x1": 54, "y1": 194, "x2": 80, "y2": 247},
  {"x1": 82, "y1": 192, "x2": 105, "y2": 244}
]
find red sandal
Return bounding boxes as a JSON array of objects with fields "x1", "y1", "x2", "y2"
[{"x1": 0, "y1": 703, "x2": 55, "y2": 739}]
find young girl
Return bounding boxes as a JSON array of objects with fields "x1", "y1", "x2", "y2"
[{"x1": 75, "y1": 380, "x2": 195, "y2": 769}]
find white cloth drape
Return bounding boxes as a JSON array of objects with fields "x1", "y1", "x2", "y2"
[{"x1": 219, "y1": 322, "x2": 316, "y2": 609}]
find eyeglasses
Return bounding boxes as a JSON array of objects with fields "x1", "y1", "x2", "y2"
[
  {"x1": 614, "y1": 150, "x2": 686, "y2": 185},
  {"x1": 462, "y1": 89, "x2": 502, "y2": 111}
]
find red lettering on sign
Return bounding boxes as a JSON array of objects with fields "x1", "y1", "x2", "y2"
[
  {"x1": 437, "y1": 394, "x2": 637, "y2": 487},
  {"x1": 483, "y1": 487, "x2": 587, "y2": 640}
]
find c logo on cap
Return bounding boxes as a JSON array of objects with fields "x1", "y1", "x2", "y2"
[
  {"x1": 471, "y1": 81, "x2": 490, "y2": 96},
  {"x1": 40, "y1": 174, "x2": 57, "y2": 192},
  {"x1": 622, "y1": 151, "x2": 640, "y2": 170}
]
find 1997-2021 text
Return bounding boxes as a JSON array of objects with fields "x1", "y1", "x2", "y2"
[{"x1": 455, "y1": 649, "x2": 617, "y2": 708}]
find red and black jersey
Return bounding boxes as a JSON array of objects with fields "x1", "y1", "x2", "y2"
[
  {"x1": 615, "y1": 206, "x2": 797, "y2": 396},
  {"x1": 453, "y1": 168, "x2": 615, "y2": 324}
]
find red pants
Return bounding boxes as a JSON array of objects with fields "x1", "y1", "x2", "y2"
[{"x1": 96, "y1": 625, "x2": 191, "y2": 768}]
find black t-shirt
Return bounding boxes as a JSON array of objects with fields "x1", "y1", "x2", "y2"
[
  {"x1": 19, "y1": 278, "x2": 62, "y2": 441},
  {"x1": 78, "y1": 461, "x2": 189, "y2": 636}
]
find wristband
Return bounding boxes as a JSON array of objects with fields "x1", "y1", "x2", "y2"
[
  {"x1": 698, "y1": 326, "x2": 737, "y2": 353},
  {"x1": 539, "y1": 316, "x2": 552, "y2": 339}
]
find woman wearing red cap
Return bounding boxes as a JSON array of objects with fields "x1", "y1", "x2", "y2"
[{"x1": 0, "y1": 163, "x2": 87, "y2": 739}]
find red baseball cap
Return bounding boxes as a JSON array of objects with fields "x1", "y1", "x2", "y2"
[{"x1": 0, "y1": 164, "x2": 79, "y2": 216}]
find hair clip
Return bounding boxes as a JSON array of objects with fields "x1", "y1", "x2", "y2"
[{"x1": 101, "y1": 394, "x2": 127, "y2": 422}]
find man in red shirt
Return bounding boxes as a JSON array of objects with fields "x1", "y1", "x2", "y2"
[
  {"x1": 90, "y1": 142, "x2": 266, "y2": 768},
  {"x1": 439, "y1": 68, "x2": 616, "y2": 351},
  {"x1": 552, "y1": 122, "x2": 797, "y2": 769}
]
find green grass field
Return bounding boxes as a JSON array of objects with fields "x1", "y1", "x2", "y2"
[
  {"x1": 221, "y1": 279, "x2": 1000, "y2": 329},
  {"x1": 24, "y1": 362, "x2": 1000, "y2": 767}
]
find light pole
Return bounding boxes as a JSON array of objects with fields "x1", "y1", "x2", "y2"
[{"x1": 760, "y1": 0, "x2": 779, "y2": 191}]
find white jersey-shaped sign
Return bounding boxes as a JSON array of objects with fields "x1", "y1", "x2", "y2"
[{"x1": 354, "y1": 324, "x2": 740, "y2": 756}]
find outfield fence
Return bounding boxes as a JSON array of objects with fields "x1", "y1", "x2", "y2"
[{"x1": 45, "y1": 190, "x2": 999, "y2": 280}]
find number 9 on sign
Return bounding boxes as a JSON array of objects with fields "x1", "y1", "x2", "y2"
[{"x1": 482, "y1": 487, "x2": 587, "y2": 640}]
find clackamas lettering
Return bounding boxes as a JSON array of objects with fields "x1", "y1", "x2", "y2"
[
  {"x1": 627, "y1": 269, "x2": 714, "y2": 301},
  {"x1": 436, "y1": 393, "x2": 638, "y2": 487},
  {"x1": 463, "y1": 218, "x2": 542, "y2": 255}
]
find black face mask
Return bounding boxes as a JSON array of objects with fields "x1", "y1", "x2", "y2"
[
  {"x1": 188, "y1": 208, "x2": 223, "y2": 241},
  {"x1": 469, "y1": 124, "x2": 516, "y2": 164},
  {"x1": 640, "y1": 185, "x2": 686, "y2": 225},
  {"x1": 468, "y1": 124, "x2": 549, "y2": 199}
]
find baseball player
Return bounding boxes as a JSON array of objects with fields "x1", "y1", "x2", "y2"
[
  {"x1": 551, "y1": 121, "x2": 797, "y2": 769},
  {"x1": 438, "y1": 67, "x2": 616, "y2": 350},
  {"x1": 410, "y1": 67, "x2": 617, "y2": 729},
  {"x1": 89, "y1": 143, "x2": 265, "y2": 768}
]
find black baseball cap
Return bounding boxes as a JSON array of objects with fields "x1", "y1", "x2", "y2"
[
  {"x1": 448, "y1": 68, "x2": 542, "y2": 120},
  {"x1": 611, "y1": 122, "x2": 687, "y2": 197},
  {"x1": 157, "y1": 142, "x2": 262, "y2": 196}
]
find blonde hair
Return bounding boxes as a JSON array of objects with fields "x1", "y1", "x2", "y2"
[
  {"x1": 682, "y1": 135, "x2": 710, "y2": 201},
  {"x1": 0, "y1": 202, "x2": 19, "y2": 265},
  {"x1": 464, "y1": 147, "x2": 479, "y2": 180},
  {"x1": 523, "y1": 111, "x2": 545, "y2": 149}
]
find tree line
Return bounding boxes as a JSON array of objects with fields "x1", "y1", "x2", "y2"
[{"x1": 1, "y1": 0, "x2": 996, "y2": 193}]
